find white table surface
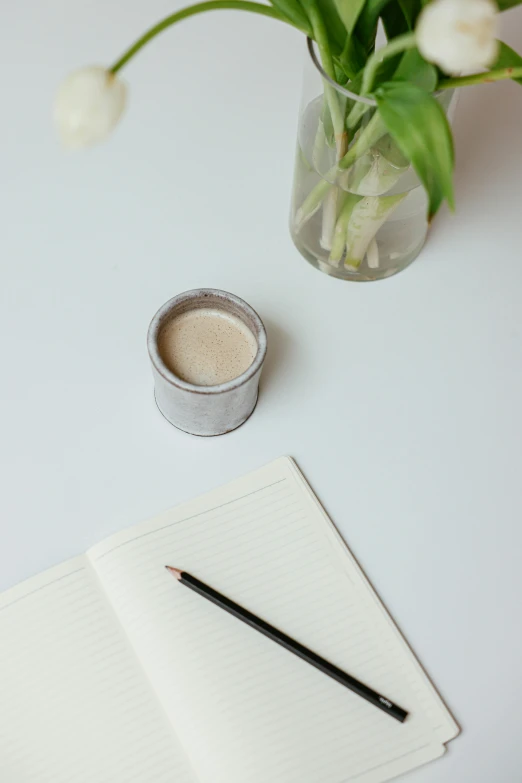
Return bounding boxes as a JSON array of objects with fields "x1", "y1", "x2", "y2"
[{"x1": 2, "y1": 1, "x2": 522, "y2": 780}]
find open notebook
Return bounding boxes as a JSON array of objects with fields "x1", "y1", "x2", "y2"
[{"x1": 0, "y1": 457, "x2": 458, "y2": 783}]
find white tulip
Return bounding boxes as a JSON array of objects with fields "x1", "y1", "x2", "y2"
[
  {"x1": 54, "y1": 66, "x2": 126, "y2": 149},
  {"x1": 416, "y1": 0, "x2": 499, "y2": 76}
]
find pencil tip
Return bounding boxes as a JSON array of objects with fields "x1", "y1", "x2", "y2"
[{"x1": 165, "y1": 565, "x2": 183, "y2": 580}]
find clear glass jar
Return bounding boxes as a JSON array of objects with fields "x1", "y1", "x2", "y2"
[{"x1": 290, "y1": 40, "x2": 457, "y2": 282}]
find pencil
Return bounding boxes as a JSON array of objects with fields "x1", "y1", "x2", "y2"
[{"x1": 165, "y1": 566, "x2": 408, "y2": 723}]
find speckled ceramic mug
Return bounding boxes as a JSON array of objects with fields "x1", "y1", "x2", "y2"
[{"x1": 147, "y1": 289, "x2": 267, "y2": 436}]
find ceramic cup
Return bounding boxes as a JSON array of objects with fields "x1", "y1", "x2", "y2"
[{"x1": 147, "y1": 289, "x2": 267, "y2": 436}]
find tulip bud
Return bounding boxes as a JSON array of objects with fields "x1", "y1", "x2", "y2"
[
  {"x1": 54, "y1": 66, "x2": 126, "y2": 148},
  {"x1": 416, "y1": 0, "x2": 499, "y2": 76}
]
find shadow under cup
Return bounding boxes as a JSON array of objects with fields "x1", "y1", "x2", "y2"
[{"x1": 147, "y1": 289, "x2": 267, "y2": 436}]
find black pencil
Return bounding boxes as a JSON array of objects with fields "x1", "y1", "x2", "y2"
[{"x1": 165, "y1": 566, "x2": 408, "y2": 723}]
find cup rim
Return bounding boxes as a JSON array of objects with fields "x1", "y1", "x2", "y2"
[{"x1": 147, "y1": 288, "x2": 267, "y2": 396}]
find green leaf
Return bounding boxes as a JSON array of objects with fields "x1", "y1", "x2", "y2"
[
  {"x1": 356, "y1": 0, "x2": 393, "y2": 49},
  {"x1": 493, "y1": 40, "x2": 522, "y2": 86},
  {"x1": 333, "y1": 0, "x2": 366, "y2": 34},
  {"x1": 268, "y1": 0, "x2": 312, "y2": 32},
  {"x1": 334, "y1": 62, "x2": 350, "y2": 84},
  {"x1": 314, "y1": 0, "x2": 348, "y2": 53},
  {"x1": 339, "y1": 33, "x2": 367, "y2": 78},
  {"x1": 496, "y1": 0, "x2": 522, "y2": 10},
  {"x1": 375, "y1": 81, "x2": 455, "y2": 218},
  {"x1": 381, "y1": 0, "x2": 410, "y2": 39},
  {"x1": 393, "y1": 47, "x2": 437, "y2": 91},
  {"x1": 397, "y1": 0, "x2": 422, "y2": 28},
  {"x1": 368, "y1": 44, "x2": 437, "y2": 92},
  {"x1": 375, "y1": 1, "x2": 423, "y2": 83}
]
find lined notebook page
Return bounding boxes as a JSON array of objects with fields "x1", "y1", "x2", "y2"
[
  {"x1": 0, "y1": 557, "x2": 196, "y2": 783},
  {"x1": 294, "y1": 466, "x2": 458, "y2": 745},
  {"x1": 89, "y1": 458, "x2": 451, "y2": 783}
]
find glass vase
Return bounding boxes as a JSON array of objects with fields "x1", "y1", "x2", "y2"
[{"x1": 290, "y1": 41, "x2": 457, "y2": 282}]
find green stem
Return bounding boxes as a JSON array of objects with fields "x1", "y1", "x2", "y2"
[
  {"x1": 346, "y1": 99, "x2": 370, "y2": 129},
  {"x1": 302, "y1": 1, "x2": 344, "y2": 140},
  {"x1": 303, "y1": 4, "x2": 334, "y2": 78},
  {"x1": 329, "y1": 193, "x2": 361, "y2": 264},
  {"x1": 294, "y1": 177, "x2": 332, "y2": 228},
  {"x1": 109, "y1": 1, "x2": 305, "y2": 73},
  {"x1": 346, "y1": 33, "x2": 416, "y2": 129},
  {"x1": 439, "y1": 66, "x2": 522, "y2": 89},
  {"x1": 339, "y1": 112, "x2": 386, "y2": 170},
  {"x1": 360, "y1": 32, "x2": 416, "y2": 96}
]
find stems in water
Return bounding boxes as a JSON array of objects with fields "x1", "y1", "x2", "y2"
[
  {"x1": 343, "y1": 193, "x2": 406, "y2": 269},
  {"x1": 320, "y1": 131, "x2": 348, "y2": 250},
  {"x1": 329, "y1": 193, "x2": 361, "y2": 265},
  {"x1": 294, "y1": 112, "x2": 387, "y2": 229}
]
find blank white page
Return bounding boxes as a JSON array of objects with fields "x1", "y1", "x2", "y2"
[
  {"x1": 89, "y1": 458, "x2": 454, "y2": 783},
  {"x1": 0, "y1": 557, "x2": 196, "y2": 783}
]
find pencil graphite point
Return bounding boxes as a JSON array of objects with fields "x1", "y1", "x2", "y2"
[{"x1": 165, "y1": 566, "x2": 183, "y2": 580}]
